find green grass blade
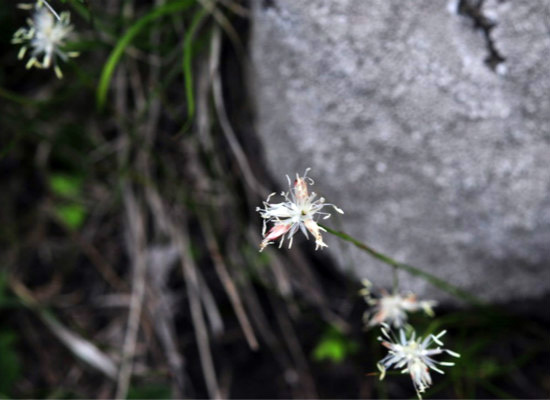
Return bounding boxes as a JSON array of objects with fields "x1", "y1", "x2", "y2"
[
  {"x1": 479, "y1": 380, "x2": 516, "y2": 399},
  {"x1": 96, "y1": 0, "x2": 196, "y2": 110},
  {"x1": 321, "y1": 224, "x2": 484, "y2": 305},
  {"x1": 0, "y1": 87, "x2": 42, "y2": 107},
  {"x1": 183, "y1": 7, "x2": 209, "y2": 124}
]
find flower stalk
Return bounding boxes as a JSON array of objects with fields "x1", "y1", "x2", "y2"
[{"x1": 320, "y1": 224, "x2": 484, "y2": 306}]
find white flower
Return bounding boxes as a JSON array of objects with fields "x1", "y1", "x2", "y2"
[
  {"x1": 12, "y1": 1, "x2": 79, "y2": 78},
  {"x1": 256, "y1": 168, "x2": 343, "y2": 251},
  {"x1": 360, "y1": 280, "x2": 437, "y2": 328},
  {"x1": 377, "y1": 324, "x2": 460, "y2": 399}
]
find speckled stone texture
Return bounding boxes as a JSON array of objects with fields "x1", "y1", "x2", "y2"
[{"x1": 250, "y1": 0, "x2": 550, "y2": 303}]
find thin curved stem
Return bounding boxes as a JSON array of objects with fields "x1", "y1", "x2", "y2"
[
  {"x1": 320, "y1": 224, "x2": 484, "y2": 306},
  {"x1": 41, "y1": 0, "x2": 62, "y2": 21}
]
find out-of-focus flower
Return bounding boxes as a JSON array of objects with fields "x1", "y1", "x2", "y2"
[
  {"x1": 377, "y1": 324, "x2": 460, "y2": 399},
  {"x1": 256, "y1": 168, "x2": 343, "y2": 251},
  {"x1": 360, "y1": 280, "x2": 437, "y2": 328},
  {"x1": 12, "y1": 1, "x2": 79, "y2": 78}
]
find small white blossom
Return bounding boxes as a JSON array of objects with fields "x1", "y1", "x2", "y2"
[
  {"x1": 377, "y1": 324, "x2": 460, "y2": 399},
  {"x1": 360, "y1": 280, "x2": 437, "y2": 329},
  {"x1": 256, "y1": 168, "x2": 343, "y2": 252},
  {"x1": 12, "y1": 1, "x2": 79, "y2": 78}
]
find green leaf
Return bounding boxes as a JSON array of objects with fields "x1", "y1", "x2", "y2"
[
  {"x1": 0, "y1": 331, "x2": 22, "y2": 396},
  {"x1": 96, "y1": 0, "x2": 196, "y2": 110},
  {"x1": 312, "y1": 326, "x2": 358, "y2": 364},
  {"x1": 313, "y1": 337, "x2": 346, "y2": 363},
  {"x1": 127, "y1": 384, "x2": 171, "y2": 399},
  {"x1": 477, "y1": 359, "x2": 500, "y2": 379},
  {"x1": 0, "y1": 86, "x2": 42, "y2": 107},
  {"x1": 49, "y1": 174, "x2": 83, "y2": 198},
  {"x1": 0, "y1": 272, "x2": 7, "y2": 305},
  {"x1": 183, "y1": 7, "x2": 209, "y2": 125},
  {"x1": 0, "y1": 272, "x2": 21, "y2": 310},
  {"x1": 55, "y1": 203, "x2": 87, "y2": 230}
]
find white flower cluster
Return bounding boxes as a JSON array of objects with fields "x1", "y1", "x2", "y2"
[
  {"x1": 378, "y1": 324, "x2": 460, "y2": 399},
  {"x1": 256, "y1": 168, "x2": 343, "y2": 251},
  {"x1": 256, "y1": 170, "x2": 459, "y2": 398},
  {"x1": 359, "y1": 280, "x2": 458, "y2": 397},
  {"x1": 12, "y1": 0, "x2": 78, "y2": 78}
]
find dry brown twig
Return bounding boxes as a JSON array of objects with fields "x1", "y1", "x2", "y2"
[
  {"x1": 174, "y1": 218, "x2": 222, "y2": 399},
  {"x1": 9, "y1": 278, "x2": 118, "y2": 380},
  {"x1": 268, "y1": 291, "x2": 318, "y2": 398},
  {"x1": 201, "y1": 216, "x2": 259, "y2": 350},
  {"x1": 209, "y1": 25, "x2": 268, "y2": 197},
  {"x1": 115, "y1": 186, "x2": 148, "y2": 399}
]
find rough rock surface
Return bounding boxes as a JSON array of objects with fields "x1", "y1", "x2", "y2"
[{"x1": 250, "y1": 0, "x2": 550, "y2": 303}]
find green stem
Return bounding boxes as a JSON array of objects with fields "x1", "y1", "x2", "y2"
[
  {"x1": 182, "y1": 7, "x2": 209, "y2": 125},
  {"x1": 321, "y1": 224, "x2": 484, "y2": 306}
]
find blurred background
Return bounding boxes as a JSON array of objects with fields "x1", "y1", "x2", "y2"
[{"x1": 0, "y1": 0, "x2": 549, "y2": 399}]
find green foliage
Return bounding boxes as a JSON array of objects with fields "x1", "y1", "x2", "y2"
[
  {"x1": 0, "y1": 272, "x2": 7, "y2": 307},
  {"x1": 127, "y1": 383, "x2": 171, "y2": 399},
  {"x1": 54, "y1": 203, "x2": 87, "y2": 230},
  {"x1": 183, "y1": 7, "x2": 209, "y2": 125},
  {"x1": 49, "y1": 172, "x2": 86, "y2": 230},
  {"x1": 0, "y1": 331, "x2": 21, "y2": 396},
  {"x1": 0, "y1": 272, "x2": 19, "y2": 310},
  {"x1": 49, "y1": 173, "x2": 83, "y2": 198},
  {"x1": 97, "y1": 0, "x2": 196, "y2": 109},
  {"x1": 312, "y1": 326, "x2": 358, "y2": 364},
  {"x1": 476, "y1": 358, "x2": 499, "y2": 379}
]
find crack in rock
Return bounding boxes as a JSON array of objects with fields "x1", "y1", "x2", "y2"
[
  {"x1": 458, "y1": 0, "x2": 506, "y2": 72},
  {"x1": 262, "y1": 0, "x2": 277, "y2": 10}
]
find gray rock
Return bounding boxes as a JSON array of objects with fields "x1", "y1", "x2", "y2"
[{"x1": 250, "y1": 0, "x2": 550, "y2": 303}]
